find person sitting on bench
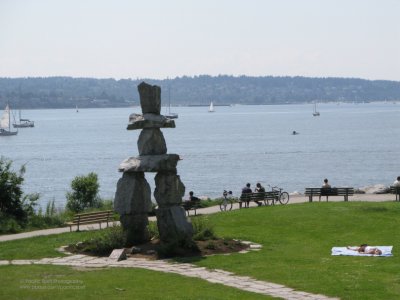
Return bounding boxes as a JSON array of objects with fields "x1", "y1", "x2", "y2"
[
  {"x1": 241, "y1": 183, "x2": 252, "y2": 206},
  {"x1": 319, "y1": 178, "x2": 331, "y2": 201},
  {"x1": 254, "y1": 182, "x2": 265, "y2": 206},
  {"x1": 393, "y1": 176, "x2": 400, "y2": 187},
  {"x1": 188, "y1": 191, "x2": 200, "y2": 203}
]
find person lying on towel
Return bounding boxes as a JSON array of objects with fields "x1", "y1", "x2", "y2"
[{"x1": 347, "y1": 244, "x2": 382, "y2": 255}]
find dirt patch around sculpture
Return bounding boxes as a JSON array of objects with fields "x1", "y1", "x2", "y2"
[{"x1": 66, "y1": 238, "x2": 250, "y2": 260}]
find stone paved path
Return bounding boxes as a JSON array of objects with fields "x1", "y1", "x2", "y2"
[{"x1": 0, "y1": 255, "x2": 339, "y2": 300}]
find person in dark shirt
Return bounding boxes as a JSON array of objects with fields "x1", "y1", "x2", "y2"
[
  {"x1": 254, "y1": 182, "x2": 265, "y2": 206},
  {"x1": 242, "y1": 183, "x2": 252, "y2": 194},
  {"x1": 189, "y1": 191, "x2": 200, "y2": 202},
  {"x1": 241, "y1": 183, "x2": 252, "y2": 207}
]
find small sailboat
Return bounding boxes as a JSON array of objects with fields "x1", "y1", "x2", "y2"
[
  {"x1": 13, "y1": 110, "x2": 34, "y2": 128},
  {"x1": 208, "y1": 101, "x2": 215, "y2": 112},
  {"x1": 165, "y1": 86, "x2": 178, "y2": 119},
  {"x1": 76, "y1": 105, "x2": 79, "y2": 113},
  {"x1": 0, "y1": 104, "x2": 18, "y2": 136},
  {"x1": 313, "y1": 102, "x2": 320, "y2": 116}
]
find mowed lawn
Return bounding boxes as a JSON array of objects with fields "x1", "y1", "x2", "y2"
[
  {"x1": 191, "y1": 201, "x2": 400, "y2": 299},
  {"x1": 1, "y1": 201, "x2": 400, "y2": 299}
]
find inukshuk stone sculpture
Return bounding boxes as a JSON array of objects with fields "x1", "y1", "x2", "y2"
[{"x1": 114, "y1": 82, "x2": 193, "y2": 246}]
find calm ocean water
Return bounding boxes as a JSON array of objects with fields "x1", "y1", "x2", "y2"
[{"x1": 1, "y1": 102, "x2": 400, "y2": 208}]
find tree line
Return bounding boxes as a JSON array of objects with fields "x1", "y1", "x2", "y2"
[{"x1": 1, "y1": 75, "x2": 400, "y2": 109}]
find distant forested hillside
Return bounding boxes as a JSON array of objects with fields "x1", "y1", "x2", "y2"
[{"x1": 0, "y1": 75, "x2": 399, "y2": 109}]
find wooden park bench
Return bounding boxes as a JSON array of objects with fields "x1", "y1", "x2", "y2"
[
  {"x1": 390, "y1": 186, "x2": 400, "y2": 201},
  {"x1": 182, "y1": 200, "x2": 201, "y2": 216},
  {"x1": 66, "y1": 210, "x2": 113, "y2": 232},
  {"x1": 305, "y1": 187, "x2": 354, "y2": 202},
  {"x1": 239, "y1": 191, "x2": 279, "y2": 208}
]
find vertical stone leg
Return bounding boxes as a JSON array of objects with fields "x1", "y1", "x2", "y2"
[
  {"x1": 154, "y1": 172, "x2": 193, "y2": 244},
  {"x1": 114, "y1": 172, "x2": 152, "y2": 245},
  {"x1": 119, "y1": 214, "x2": 149, "y2": 245}
]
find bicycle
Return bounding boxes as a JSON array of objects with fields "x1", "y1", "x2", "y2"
[
  {"x1": 268, "y1": 185, "x2": 290, "y2": 205},
  {"x1": 219, "y1": 190, "x2": 233, "y2": 211}
]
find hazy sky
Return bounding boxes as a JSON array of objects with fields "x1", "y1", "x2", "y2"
[{"x1": 1, "y1": 0, "x2": 399, "y2": 81}]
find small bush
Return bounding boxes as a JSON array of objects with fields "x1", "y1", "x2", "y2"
[
  {"x1": 192, "y1": 216, "x2": 216, "y2": 241},
  {"x1": 66, "y1": 172, "x2": 100, "y2": 213},
  {"x1": 0, "y1": 213, "x2": 22, "y2": 234},
  {"x1": 205, "y1": 241, "x2": 216, "y2": 250},
  {"x1": 157, "y1": 234, "x2": 199, "y2": 258},
  {"x1": 75, "y1": 225, "x2": 126, "y2": 256}
]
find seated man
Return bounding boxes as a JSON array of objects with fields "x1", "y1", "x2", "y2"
[
  {"x1": 393, "y1": 176, "x2": 400, "y2": 187},
  {"x1": 320, "y1": 178, "x2": 332, "y2": 201},
  {"x1": 183, "y1": 191, "x2": 200, "y2": 210},
  {"x1": 189, "y1": 191, "x2": 200, "y2": 203},
  {"x1": 254, "y1": 182, "x2": 265, "y2": 206},
  {"x1": 240, "y1": 183, "x2": 252, "y2": 207}
]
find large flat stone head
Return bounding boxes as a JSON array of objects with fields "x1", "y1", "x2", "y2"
[{"x1": 138, "y1": 82, "x2": 161, "y2": 114}]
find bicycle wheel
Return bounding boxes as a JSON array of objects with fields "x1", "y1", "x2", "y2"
[
  {"x1": 278, "y1": 192, "x2": 290, "y2": 205},
  {"x1": 219, "y1": 199, "x2": 233, "y2": 211}
]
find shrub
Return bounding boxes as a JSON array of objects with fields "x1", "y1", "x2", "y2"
[
  {"x1": 66, "y1": 172, "x2": 100, "y2": 213},
  {"x1": 0, "y1": 213, "x2": 22, "y2": 234},
  {"x1": 73, "y1": 225, "x2": 126, "y2": 256},
  {"x1": 192, "y1": 216, "x2": 216, "y2": 241},
  {"x1": 0, "y1": 157, "x2": 28, "y2": 222}
]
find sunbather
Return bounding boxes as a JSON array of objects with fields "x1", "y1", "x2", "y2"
[{"x1": 347, "y1": 244, "x2": 382, "y2": 255}]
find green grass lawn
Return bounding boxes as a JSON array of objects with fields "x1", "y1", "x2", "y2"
[
  {"x1": 188, "y1": 201, "x2": 400, "y2": 299},
  {"x1": 0, "y1": 265, "x2": 268, "y2": 300},
  {"x1": 1, "y1": 201, "x2": 400, "y2": 299}
]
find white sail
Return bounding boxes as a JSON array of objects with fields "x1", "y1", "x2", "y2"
[
  {"x1": 0, "y1": 105, "x2": 10, "y2": 129},
  {"x1": 209, "y1": 102, "x2": 214, "y2": 112}
]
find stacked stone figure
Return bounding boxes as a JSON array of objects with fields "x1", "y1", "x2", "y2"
[{"x1": 114, "y1": 82, "x2": 193, "y2": 246}]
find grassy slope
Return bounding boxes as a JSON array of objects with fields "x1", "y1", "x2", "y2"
[
  {"x1": 188, "y1": 202, "x2": 400, "y2": 299},
  {"x1": 1, "y1": 201, "x2": 400, "y2": 299}
]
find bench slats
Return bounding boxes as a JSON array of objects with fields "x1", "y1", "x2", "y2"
[
  {"x1": 305, "y1": 187, "x2": 354, "y2": 202},
  {"x1": 67, "y1": 210, "x2": 113, "y2": 232},
  {"x1": 239, "y1": 192, "x2": 279, "y2": 208}
]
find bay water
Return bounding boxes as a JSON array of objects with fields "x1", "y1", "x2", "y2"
[{"x1": 1, "y1": 102, "x2": 399, "y2": 209}]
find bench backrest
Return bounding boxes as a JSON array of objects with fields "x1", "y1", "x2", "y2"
[
  {"x1": 390, "y1": 186, "x2": 400, "y2": 194},
  {"x1": 305, "y1": 187, "x2": 354, "y2": 196},
  {"x1": 73, "y1": 210, "x2": 113, "y2": 222},
  {"x1": 240, "y1": 191, "x2": 278, "y2": 201}
]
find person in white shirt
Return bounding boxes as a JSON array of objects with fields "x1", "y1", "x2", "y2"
[
  {"x1": 393, "y1": 176, "x2": 400, "y2": 187},
  {"x1": 322, "y1": 178, "x2": 331, "y2": 188}
]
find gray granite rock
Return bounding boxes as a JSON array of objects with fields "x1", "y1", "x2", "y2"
[
  {"x1": 155, "y1": 206, "x2": 193, "y2": 244},
  {"x1": 119, "y1": 214, "x2": 150, "y2": 245},
  {"x1": 154, "y1": 172, "x2": 185, "y2": 207},
  {"x1": 127, "y1": 113, "x2": 175, "y2": 130},
  {"x1": 118, "y1": 154, "x2": 180, "y2": 173},
  {"x1": 138, "y1": 82, "x2": 161, "y2": 114},
  {"x1": 138, "y1": 129, "x2": 167, "y2": 155},
  {"x1": 114, "y1": 172, "x2": 152, "y2": 214}
]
